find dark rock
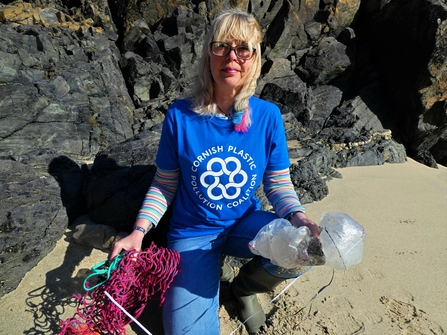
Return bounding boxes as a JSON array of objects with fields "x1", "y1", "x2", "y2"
[
  {"x1": 322, "y1": 0, "x2": 361, "y2": 37},
  {"x1": 430, "y1": 127, "x2": 447, "y2": 166},
  {"x1": 299, "y1": 144, "x2": 339, "y2": 176},
  {"x1": 0, "y1": 159, "x2": 67, "y2": 297},
  {"x1": 0, "y1": 23, "x2": 135, "y2": 161},
  {"x1": 119, "y1": 7, "x2": 207, "y2": 114},
  {"x1": 337, "y1": 27, "x2": 356, "y2": 46},
  {"x1": 308, "y1": 85, "x2": 343, "y2": 133},
  {"x1": 290, "y1": 161, "x2": 329, "y2": 204},
  {"x1": 357, "y1": 0, "x2": 447, "y2": 165},
  {"x1": 325, "y1": 96, "x2": 385, "y2": 132},
  {"x1": 259, "y1": 73, "x2": 313, "y2": 126},
  {"x1": 122, "y1": 21, "x2": 162, "y2": 60},
  {"x1": 256, "y1": 58, "x2": 299, "y2": 96},
  {"x1": 85, "y1": 129, "x2": 161, "y2": 232},
  {"x1": 380, "y1": 138, "x2": 407, "y2": 164},
  {"x1": 412, "y1": 148, "x2": 439, "y2": 169},
  {"x1": 335, "y1": 141, "x2": 386, "y2": 167},
  {"x1": 263, "y1": 0, "x2": 319, "y2": 59},
  {"x1": 296, "y1": 37, "x2": 354, "y2": 85},
  {"x1": 86, "y1": 163, "x2": 156, "y2": 232},
  {"x1": 107, "y1": 0, "x2": 186, "y2": 33},
  {"x1": 48, "y1": 156, "x2": 89, "y2": 223}
]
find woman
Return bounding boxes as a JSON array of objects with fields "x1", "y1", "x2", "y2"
[{"x1": 109, "y1": 8, "x2": 320, "y2": 335}]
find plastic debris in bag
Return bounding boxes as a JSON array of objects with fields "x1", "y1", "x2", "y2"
[
  {"x1": 319, "y1": 212, "x2": 365, "y2": 270},
  {"x1": 248, "y1": 219, "x2": 325, "y2": 269},
  {"x1": 248, "y1": 212, "x2": 365, "y2": 271}
]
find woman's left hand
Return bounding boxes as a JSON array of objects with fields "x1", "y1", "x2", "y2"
[{"x1": 290, "y1": 212, "x2": 320, "y2": 237}]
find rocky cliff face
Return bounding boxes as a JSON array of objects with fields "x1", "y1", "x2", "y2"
[
  {"x1": 358, "y1": 0, "x2": 447, "y2": 167},
  {"x1": 0, "y1": 0, "x2": 445, "y2": 298}
]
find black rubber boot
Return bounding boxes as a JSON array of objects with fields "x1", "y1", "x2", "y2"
[{"x1": 231, "y1": 257, "x2": 285, "y2": 333}]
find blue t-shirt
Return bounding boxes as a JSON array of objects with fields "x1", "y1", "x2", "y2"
[{"x1": 156, "y1": 97, "x2": 290, "y2": 239}]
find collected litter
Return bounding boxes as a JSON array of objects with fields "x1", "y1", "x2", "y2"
[
  {"x1": 249, "y1": 212, "x2": 365, "y2": 270},
  {"x1": 58, "y1": 242, "x2": 180, "y2": 335},
  {"x1": 319, "y1": 212, "x2": 365, "y2": 270}
]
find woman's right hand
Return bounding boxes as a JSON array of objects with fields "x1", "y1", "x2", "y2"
[{"x1": 108, "y1": 231, "x2": 144, "y2": 261}]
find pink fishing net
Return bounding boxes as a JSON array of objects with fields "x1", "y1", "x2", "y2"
[{"x1": 59, "y1": 242, "x2": 180, "y2": 335}]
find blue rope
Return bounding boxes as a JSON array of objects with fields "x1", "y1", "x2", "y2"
[{"x1": 83, "y1": 253, "x2": 124, "y2": 291}]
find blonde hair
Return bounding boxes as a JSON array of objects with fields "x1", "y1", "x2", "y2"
[{"x1": 188, "y1": 9, "x2": 262, "y2": 125}]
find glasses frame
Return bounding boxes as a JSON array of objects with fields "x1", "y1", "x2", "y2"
[{"x1": 210, "y1": 41, "x2": 256, "y2": 60}]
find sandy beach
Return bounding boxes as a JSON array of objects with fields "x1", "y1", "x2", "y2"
[{"x1": 0, "y1": 157, "x2": 446, "y2": 335}]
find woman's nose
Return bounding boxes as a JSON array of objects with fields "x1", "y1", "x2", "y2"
[{"x1": 226, "y1": 48, "x2": 238, "y2": 60}]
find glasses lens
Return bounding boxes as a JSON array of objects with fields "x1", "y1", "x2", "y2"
[
  {"x1": 211, "y1": 42, "x2": 230, "y2": 56},
  {"x1": 236, "y1": 46, "x2": 252, "y2": 60}
]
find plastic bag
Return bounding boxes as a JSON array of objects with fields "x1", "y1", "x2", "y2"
[
  {"x1": 248, "y1": 213, "x2": 365, "y2": 270},
  {"x1": 248, "y1": 219, "x2": 325, "y2": 269},
  {"x1": 319, "y1": 212, "x2": 365, "y2": 270}
]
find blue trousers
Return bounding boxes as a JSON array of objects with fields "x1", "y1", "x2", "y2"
[{"x1": 161, "y1": 210, "x2": 310, "y2": 335}]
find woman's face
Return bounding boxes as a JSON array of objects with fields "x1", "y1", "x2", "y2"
[{"x1": 209, "y1": 40, "x2": 254, "y2": 95}]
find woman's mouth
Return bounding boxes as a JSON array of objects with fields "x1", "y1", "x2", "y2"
[{"x1": 222, "y1": 68, "x2": 239, "y2": 74}]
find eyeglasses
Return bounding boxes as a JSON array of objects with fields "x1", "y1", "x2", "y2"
[{"x1": 210, "y1": 42, "x2": 256, "y2": 60}]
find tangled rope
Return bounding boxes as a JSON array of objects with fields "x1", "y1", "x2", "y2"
[{"x1": 59, "y1": 242, "x2": 180, "y2": 335}]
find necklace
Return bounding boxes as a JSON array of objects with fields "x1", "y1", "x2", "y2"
[{"x1": 217, "y1": 105, "x2": 231, "y2": 116}]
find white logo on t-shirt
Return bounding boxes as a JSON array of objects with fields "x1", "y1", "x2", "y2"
[
  {"x1": 190, "y1": 145, "x2": 258, "y2": 211},
  {"x1": 200, "y1": 157, "x2": 248, "y2": 200}
]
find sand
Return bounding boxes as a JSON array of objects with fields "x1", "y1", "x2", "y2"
[{"x1": 0, "y1": 158, "x2": 446, "y2": 335}]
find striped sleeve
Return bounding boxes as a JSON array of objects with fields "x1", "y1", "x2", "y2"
[
  {"x1": 136, "y1": 167, "x2": 180, "y2": 227},
  {"x1": 263, "y1": 168, "x2": 305, "y2": 219}
]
